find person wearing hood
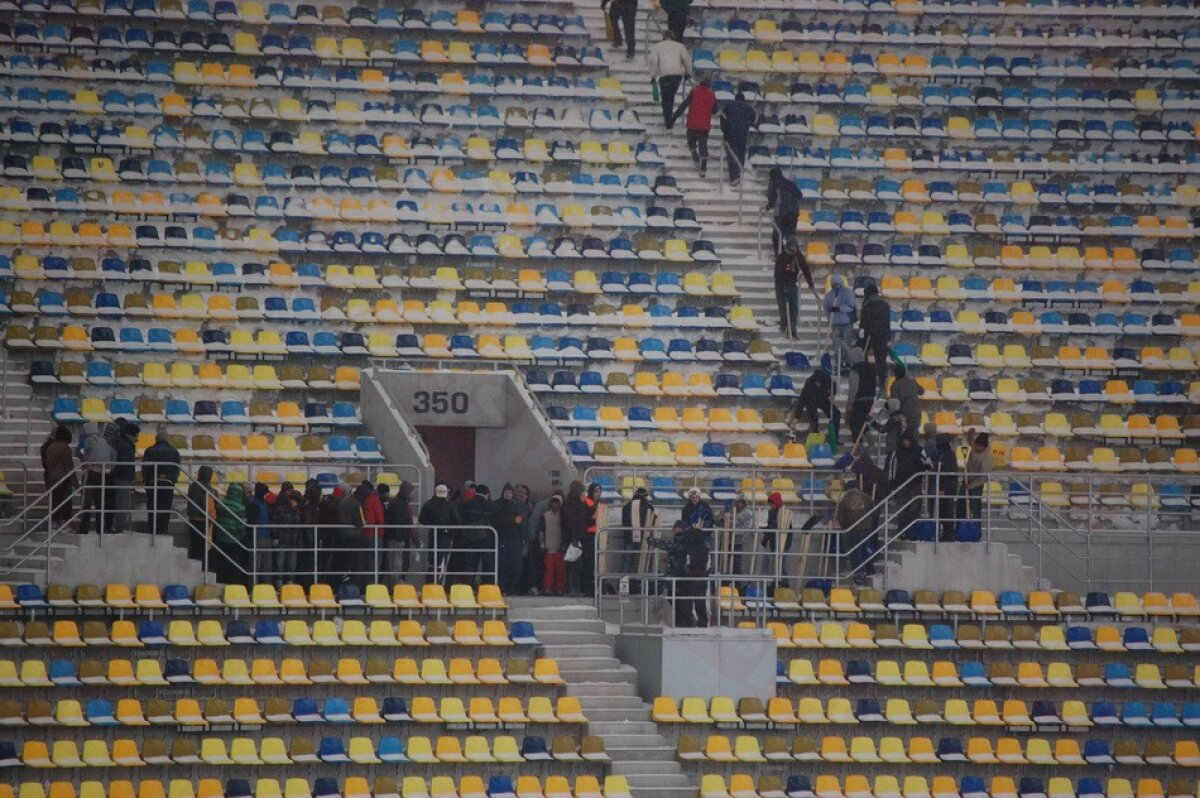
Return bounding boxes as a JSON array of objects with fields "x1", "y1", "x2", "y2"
[
  {"x1": 109, "y1": 420, "x2": 138, "y2": 533},
  {"x1": 40, "y1": 425, "x2": 76, "y2": 530},
  {"x1": 247, "y1": 482, "x2": 274, "y2": 580},
  {"x1": 765, "y1": 167, "x2": 802, "y2": 255},
  {"x1": 384, "y1": 481, "x2": 417, "y2": 579},
  {"x1": 858, "y1": 283, "x2": 892, "y2": 388},
  {"x1": 932, "y1": 434, "x2": 960, "y2": 540},
  {"x1": 835, "y1": 475, "x2": 876, "y2": 584},
  {"x1": 845, "y1": 347, "x2": 877, "y2": 445},
  {"x1": 213, "y1": 481, "x2": 249, "y2": 585},
  {"x1": 887, "y1": 431, "x2": 930, "y2": 539},
  {"x1": 532, "y1": 493, "x2": 564, "y2": 595},
  {"x1": 185, "y1": 465, "x2": 215, "y2": 566},
  {"x1": 621, "y1": 487, "x2": 657, "y2": 577},
  {"x1": 141, "y1": 430, "x2": 181, "y2": 538},
  {"x1": 419, "y1": 483, "x2": 462, "y2": 585},
  {"x1": 297, "y1": 478, "x2": 323, "y2": 584},
  {"x1": 271, "y1": 485, "x2": 302, "y2": 587},
  {"x1": 889, "y1": 364, "x2": 923, "y2": 437},
  {"x1": 335, "y1": 483, "x2": 365, "y2": 582},
  {"x1": 457, "y1": 484, "x2": 496, "y2": 586},
  {"x1": 793, "y1": 367, "x2": 840, "y2": 446},
  {"x1": 824, "y1": 274, "x2": 858, "y2": 371},
  {"x1": 560, "y1": 481, "x2": 592, "y2": 597},
  {"x1": 491, "y1": 484, "x2": 527, "y2": 594},
  {"x1": 77, "y1": 422, "x2": 113, "y2": 536},
  {"x1": 356, "y1": 481, "x2": 385, "y2": 583},
  {"x1": 681, "y1": 488, "x2": 714, "y2": 534}
]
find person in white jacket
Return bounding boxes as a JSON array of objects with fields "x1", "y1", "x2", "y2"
[{"x1": 647, "y1": 31, "x2": 692, "y2": 129}]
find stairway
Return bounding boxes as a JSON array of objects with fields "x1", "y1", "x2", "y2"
[
  {"x1": 868, "y1": 540, "x2": 1042, "y2": 593},
  {"x1": 507, "y1": 598, "x2": 696, "y2": 798},
  {"x1": 575, "y1": 4, "x2": 825, "y2": 360}
]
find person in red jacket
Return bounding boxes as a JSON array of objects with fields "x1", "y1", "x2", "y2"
[
  {"x1": 357, "y1": 480, "x2": 386, "y2": 583},
  {"x1": 673, "y1": 76, "x2": 718, "y2": 177}
]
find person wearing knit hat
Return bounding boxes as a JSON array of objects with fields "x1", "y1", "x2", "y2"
[{"x1": 761, "y1": 492, "x2": 792, "y2": 576}]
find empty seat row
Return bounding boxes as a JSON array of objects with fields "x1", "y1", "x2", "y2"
[
  {"x1": 0, "y1": 617, "x2": 541, "y2": 647},
  {"x1": 0, "y1": 57, "x2": 626, "y2": 99},
  {"x1": 792, "y1": 177, "x2": 1200, "y2": 208},
  {"x1": 1, "y1": 257, "x2": 732, "y2": 291},
  {"x1": 569, "y1": 441, "x2": 838, "y2": 470},
  {"x1": 766, "y1": 619, "x2": 1200, "y2": 650},
  {"x1": 675, "y1": 732, "x2": 1199, "y2": 764},
  {"x1": 4, "y1": 732, "x2": 604, "y2": 767},
  {"x1": 1, "y1": 24, "x2": 603, "y2": 67},
  {"x1": 782, "y1": 656, "x2": 1199, "y2": 688},
  {"x1": 893, "y1": 309, "x2": 1197, "y2": 338},
  {"x1": 697, "y1": 773, "x2": 1189, "y2": 798},
  {"x1": 0, "y1": 223, "x2": 712, "y2": 261},
  {"x1": 696, "y1": 16, "x2": 1198, "y2": 49},
  {"x1": 27, "y1": 359, "x2": 361, "y2": 391},
  {"x1": 784, "y1": 209, "x2": 1197, "y2": 238},
  {"x1": 51, "y1": 397, "x2": 362, "y2": 428},
  {"x1": 914, "y1": 409, "x2": 1189, "y2": 439},
  {"x1": 1, "y1": 581, "x2": 505, "y2": 612},
  {"x1": 892, "y1": 340, "x2": 1200, "y2": 371},
  {"x1": 4, "y1": 775, "x2": 634, "y2": 798},
  {"x1": 16, "y1": 330, "x2": 767, "y2": 363},
  {"x1": 749, "y1": 144, "x2": 1199, "y2": 175},
  {"x1": 909, "y1": 374, "x2": 1200, "y2": 405},
  {"x1": 876, "y1": 275, "x2": 1200, "y2": 301},
  {"x1": 661, "y1": 694, "x2": 1200, "y2": 727},
  {"x1": 0, "y1": 655, "x2": 561, "y2": 688},
  {"x1": 530, "y1": 369, "x2": 790, "y2": 396}
]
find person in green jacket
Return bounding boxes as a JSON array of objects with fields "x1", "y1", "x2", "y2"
[
  {"x1": 662, "y1": 0, "x2": 692, "y2": 41},
  {"x1": 214, "y1": 482, "x2": 249, "y2": 585}
]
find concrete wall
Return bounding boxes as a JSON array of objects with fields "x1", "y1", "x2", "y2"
[
  {"x1": 360, "y1": 370, "x2": 434, "y2": 497},
  {"x1": 616, "y1": 625, "x2": 777, "y2": 702}
]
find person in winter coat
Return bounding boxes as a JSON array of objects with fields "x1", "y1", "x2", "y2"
[
  {"x1": 601, "y1": 0, "x2": 637, "y2": 59},
  {"x1": 560, "y1": 481, "x2": 592, "y2": 596},
  {"x1": 858, "y1": 283, "x2": 892, "y2": 388},
  {"x1": 511, "y1": 485, "x2": 536, "y2": 594},
  {"x1": 141, "y1": 430, "x2": 181, "y2": 538},
  {"x1": 384, "y1": 481, "x2": 417, "y2": 579},
  {"x1": 317, "y1": 486, "x2": 343, "y2": 579},
  {"x1": 533, "y1": 494, "x2": 565, "y2": 594},
  {"x1": 662, "y1": 0, "x2": 693, "y2": 40},
  {"x1": 824, "y1": 274, "x2": 858, "y2": 371},
  {"x1": 835, "y1": 475, "x2": 876, "y2": 584},
  {"x1": 719, "y1": 92, "x2": 757, "y2": 184},
  {"x1": 932, "y1": 435, "x2": 960, "y2": 540},
  {"x1": 77, "y1": 422, "x2": 112, "y2": 536},
  {"x1": 681, "y1": 488, "x2": 714, "y2": 535},
  {"x1": 793, "y1": 367, "x2": 840, "y2": 444},
  {"x1": 620, "y1": 487, "x2": 657, "y2": 576},
  {"x1": 109, "y1": 421, "x2": 138, "y2": 534},
  {"x1": 845, "y1": 348, "x2": 878, "y2": 445},
  {"x1": 761, "y1": 491, "x2": 792, "y2": 558},
  {"x1": 491, "y1": 484, "x2": 527, "y2": 594},
  {"x1": 872, "y1": 398, "x2": 907, "y2": 456},
  {"x1": 357, "y1": 481, "x2": 385, "y2": 582},
  {"x1": 271, "y1": 487, "x2": 302, "y2": 586},
  {"x1": 297, "y1": 479, "x2": 323, "y2": 585},
  {"x1": 889, "y1": 365, "x2": 924, "y2": 438},
  {"x1": 963, "y1": 431, "x2": 991, "y2": 522},
  {"x1": 213, "y1": 482, "x2": 249, "y2": 585},
  {"x1": 457, "y1": 484, "x2": 496, "y2": 586},
  {"x1": 886, "y1": 432, "x2": 930, "y2": 539},
  {"x1": 246, "y1": 483, "x2": 274, "y2": 579},
  {"x1": 775, "y1": 237, "x2": 817, "y2": 339},
  {"x1": 648, "y1": 521, "x2": 710, "y2": 627},
  {"x1": 336, "y1": 484, "x2": 365, "y2": 582},
  {"x1": 673, "y1": 75, "x2": 717, "y2": 177},
  {"x1": 419, "y1": 483, "x2": 462, "y2": 583},
  {"x1": 41, "y1": 425, "x2": 76, "y2": 529},
  {"x1": 647, "y1": 30, "x2": 692, "y2": 129},
  {"x1": 765, "y1": 167, "x2": 802, "y2": 255},
  {"x1": 185, "y1": 465, "x2": 215, "y2": 566}
]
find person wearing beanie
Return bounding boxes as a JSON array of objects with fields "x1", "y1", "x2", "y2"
[
  {"x1": 458, "y1": 483, "x2": 496, "y2": 587},
  {"x1": 681, "y1": 488, "x2": 714, "y2": 531},
  {"x1": 419, "y1": 482, "x2": 462, "y2": 584},
  {"x1": 761, "y1": 492, "x2": 792, "y2": 576}
]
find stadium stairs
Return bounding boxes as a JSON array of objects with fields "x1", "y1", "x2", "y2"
[{"x1": 508, "y1": 599, "x2": 694, "y2": 798}]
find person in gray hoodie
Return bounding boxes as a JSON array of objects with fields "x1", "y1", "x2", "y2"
[
  {"x1": 78, "y1": 422, "x2": 113, "y2": 536},
  {"x1": 823, "y1": 274, "x2": 858, "y2": 371}
]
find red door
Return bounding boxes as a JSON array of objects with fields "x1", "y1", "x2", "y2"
[{"x1": 416, "y1": 426, "x2": 476, "y2": 491}]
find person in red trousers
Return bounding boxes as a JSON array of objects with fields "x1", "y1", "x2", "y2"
[{"x1": 535, "y1": 494, "x2": 566, "y2": 595}]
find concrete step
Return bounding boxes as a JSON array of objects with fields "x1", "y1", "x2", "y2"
[
  {"x1": 612, "y1": 760, "x2": 684, "y2": 777},
  {"x1": 560, "y1": 668, "x2": 636, "y2": 684},
  {"x1": 577, "y1": 706, "x2": 651, "y2": 723},
  {"x1": 586, "y1": 719, "x2": 661, "y2": 736},
  {"x1": 542, "y1": 643, "x2": 616, "y2": 659},
  {"x1": 565, "y1": 679, "x2": 637, "y2": 697},
  {"x1": 575, "y1": 694, "x2": 644, "y2": 709},
  {"x1": 534, "y1": 630, "x2": 615, "y2": 646}
]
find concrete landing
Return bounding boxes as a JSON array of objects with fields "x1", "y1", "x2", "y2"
[
  {"x1": 872, "y1": 541, "x2": 1040, "y2": 593},
  {"x1": 48, "y1": 532, "x2": 208, "y2": 587}
]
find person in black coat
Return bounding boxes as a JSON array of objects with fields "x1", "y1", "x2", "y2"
[
  {"x1": 932, "y1": 435, "x2": 960, "y2": 540},
  {"x1": 793, "y1": 367, "x2": 840, "y2": 443},
  {"x1": 457, "y1": 484, "x2": 496, "y2": 586},
  {"x1": 418, "y1": 483, "x2": 462, "y2": 584},
  {"x1": 141, "y1": 430, "x2": 181, "y2": 538},
  {"x1": 719, "y1": 92, "x2": 757, "y2": 184},
  {"x1": 765, "y1": 167, "x2": 802, "y2": 256},
  {"x1": 491, "y1": 484, "x2": 527, "y2": 594},
  {"x1": 858, "y1": 283, "x2": 893, "y2": 389},
  {"x1": 887, "y1": 432, "x2": 930, "y2": 539}
]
